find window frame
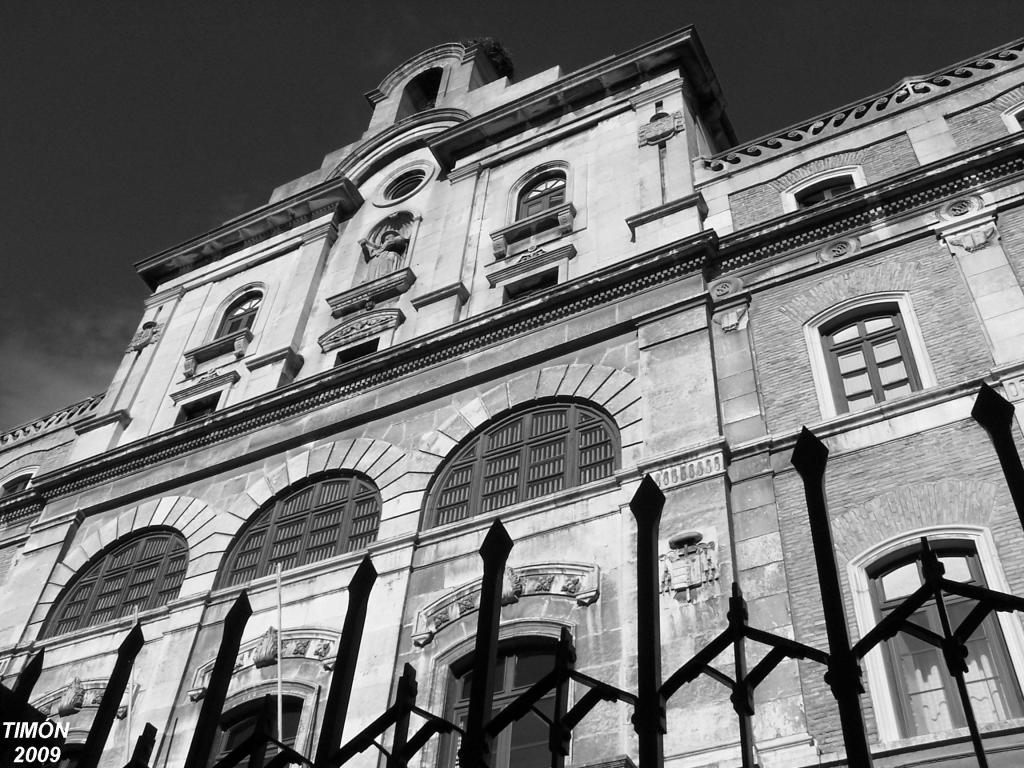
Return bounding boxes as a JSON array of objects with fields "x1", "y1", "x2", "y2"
[
  {"x1": 804, "y1": 293, "x2": 936, "y2": 420},
  {"x1": 1, "y1": 471, "x2": 36, "y2": 498},
  {"x1": 210, "y1": 695, "x2": 303, "y2": 767},
  {"x1": 821, "y1": 306, "x2": 922, "y2": 414},
  {"x1": 43, "y1": 529, "x2": 189, "y2": 638},
  {"x1": 516, "y1": 174, "x2": 567, "y2": 220},
  {"x1": 426, "y1": 400, "x2": 619, "y2": 529},
  {"x1": 439, "y1": 637, "x2": 562, "y2": 768},
  {"x1": 1000, "y1": 104, "x2": 1024, "y2": 133},
  {"x1": 216, "y1": 292, "x2": 263, "y2": 339},
  {"x1": 217, "y1": 472, "x2": 382, "y2": 588},
  {"x1": 848, "y1": 526, "x2": 1024, "y2": 743},
  {"x1": 782, "y1": 166, "x2": 866, "y2": 213}
]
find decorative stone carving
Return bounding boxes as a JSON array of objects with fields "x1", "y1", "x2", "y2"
[
  {"x1": 713, "y1": 305, "x2": 749, "y2": 333},
  {"x1": 485, "y1": 244, "x2": 577, "y2": 288},
  {"x1": 637, "y1": 111, "x2": 685, "y2": 146},
  {"x1": 317, "y1": 309, "x2": 405, "y2": 353},
  {"x1": 708, "y1": 276, "x2": 744, "y2": 303},
  {"x1": 489, "y1": 202, "x2": 575, "y2": 258},
  {"x1": 325, "y1": 268, "x2": 416, "y2": 318},
  {"x1": 127, "y1": 321, "x2": 162, "y2": 352},
  {"x1": 945, "y1": 223, "x2": 998, "y2": 253},
  {"x1": 253, "y1": 626, "x2": 279, "y2": 669},
  {"x1": 646, "y1": 451, "x2": 725, "y2": 492},
  {"x1": 412, "y1": 563, "x2": 599, "y2": 647},
  {"x1": 187, "y1": 686, "x2": 206, "y2": 702},
  {"x1": 937, "y1": 195, "x2": 983, "y2": 221},
  {"x1": 57, "y1": 677, "x2": 85, "y2": 716},
  {"x1": 660, "y1": 532, "x2": 719, "y2": 602},
  {"x1": 359, "y1": 211, "x2": 416, "y2": 281},
  {"x1": 1001, "y1": 374, "x2": 1024, "y2": 402},
  {"x1": 192, "y1": 629, "x2": 342, "y2": 688},
  {"x1": 818, "y1": 237, "x2": 859, "y2": 263}
]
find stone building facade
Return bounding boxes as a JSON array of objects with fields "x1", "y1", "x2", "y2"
[{"x1": 3, "y1": 25, "x2": 1024, "y2": 768}]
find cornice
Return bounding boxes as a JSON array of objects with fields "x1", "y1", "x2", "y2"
[
  {"x1": 703, "y1": 35, "x2": 1024, "y2": 175},
  {"x1": 712, "y1": 131, "x2": 1024, "y2": 278},
  {"x1": 0, "y1": 393, "x2": 104, "y2": 449},
  {"x1": 429, "y1": 26, "x2": 734, "y2": 170},
  {"x1": 133, "y1": 177, "x2": 362, "y2": 289},
  {"x1": 24, "y1": 231, "x2": 717, "y2": 506}
]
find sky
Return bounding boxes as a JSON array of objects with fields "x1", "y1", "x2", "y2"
[{"x1": 3, "y1": 1, "x2": 1024, "y2": 430}]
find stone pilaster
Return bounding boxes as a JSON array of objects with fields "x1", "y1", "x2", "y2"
[{"x1": 937, "y1": 200, "x2": 1024, "y2": 366}]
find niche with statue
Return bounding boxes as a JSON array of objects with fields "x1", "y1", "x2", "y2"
[{"x1": 358, "y1": 211, "x2": 418, "y2": 282}]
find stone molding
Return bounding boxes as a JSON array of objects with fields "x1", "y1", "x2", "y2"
[
  {"x1": 0, "y1": 394, "x2": 104, "y2": 448},
  {"x1": 170, "y1": 372, "x2": 240, "y2": 404},
  {"x1": 183, "y1": 329, "x2": 252, "y2": 377},
  {"x1": 705, "y1": 36, "x2": 1024, "y2": 172},
  {"x1": 636, "y1": 110, "x2": 685, "y2": 146},
  {"x1": 714, "y1": 132, "x2": 1024, "y2": 275},
  {"x1": 624, "y1": 192, "x2": 707, "y2": 240},
  {"x1": 412, "y1": 562, "x2": 599, "y2": 647},
  {"x1": 192, "y1": 628, "x2": 343, "y2": 689},
  {"x1": 326, "y1": 268, "x2": 416, "y2": 318},
  {"x1": 490, "y1": 202, "x2": 575, "y2": 258},
  {"x1": 31, "y1": 679, "x2": 137, "y2": 719},
  {"x1": 318, "y1": 310, "x2": 405, "y2": 353},
  {"x1": 409, "y1": 281, "x2": 469, "y2": 309},
  {"x1": 71, "y1": 409, "x2": 131, "y2": 436},
  {"x1": 485, "y1": 244, "x2": 576, "y2": 287}
]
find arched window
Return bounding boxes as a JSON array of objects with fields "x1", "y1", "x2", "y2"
[
  {"x1": 821, "y1": 304, "x2": 922, "y2": 413},
  {"x1": 516, "y1": 173, "x2": 567, "y2": 219},
  {"x1": 429, "y1": 401, "x2": 618, "y2": 528},
  {"x1": 1, "y1": 473, "x2": 33, "y2": 498},
  {"x1": 211, "y1": 695, "x2": 302, "y2": 767},
  {"x1": 396, "y1": 68, "x2": 443, "y2": 120},
  {"x1": 793, "y1": 174, "x2": 856, "y2": 208},
  {"x1": 868, "y1": 542, "x2": 1024, "y2": 737},
  {"x1": 44, "y1": 530, "x2": 188, "y2": 638},
  {"x1": 219, "y1": 474, "x2": 382, "y2": 587},
  {"x1": 217, "y1": 293, "x2": 262, "y2": 339},
  {"x1": 440, "y1": 640, "x2": 558, "y2": 768}
]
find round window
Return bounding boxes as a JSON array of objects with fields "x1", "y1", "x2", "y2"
[{"x1": 384, "y1": 169, "x2": 427, "y2": 201}]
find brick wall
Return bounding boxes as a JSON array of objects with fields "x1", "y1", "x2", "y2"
[
  {"x1": 990, "y1": 202, "x2": 1024, "y2": 287},
  {"x1": 772, "y1": 420, "x2": 1024, "y2": 750},
  {"x1": 749, "y1": 237, "x2": 993, "y2": 434},
  {"x1": 728, "y1": 133, "x2": 920, "y2": 231}
]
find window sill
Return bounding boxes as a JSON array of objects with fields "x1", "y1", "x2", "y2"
[
  {"x1": 490, "y1": 202, "x2": 575, "y2": 258},
  {"x1": 870, "y1": 717, "x2": 1024, "y2": 760},
  {"x1": 325, "y1": 267, "x2": 416, "y2": 318},
  {"x1": 183, "y1": 330, "x2": 253, "y2": 377}
]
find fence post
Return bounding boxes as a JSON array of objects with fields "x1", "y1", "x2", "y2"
[
  {"x1": 10, "y1": 649, "x2": 44, "y2": 708},
  {"x1": 972, "y1": 383, "x2": 1024, "y2": 525},
  {"x1": 728, "y1": 586, "x2": 756, "y2": 768},
  {"x1": 184, "y1": 591, "x2": 253, "y2": 768},
  {"x1": 124, "y1": 723, "x2": 158, "y2": 768},
  {"x1": 385, "y1": 664, "x2": 417, "y2": 768},
  {"x1": 630, "y1": 475, "x2": 665, "y2": 768},
  {"x1": 792, "y1": 428, "x2": 874, "y2": 767},
  {"x1": 458, "y1": 520, "x2": 513, "y2": 768},
  {"x1": 79, "y1": 622, "x2": 145, "y2": 768},
  {"x1": 314, "y1": 555, "x2": 377, "y2": 768}
]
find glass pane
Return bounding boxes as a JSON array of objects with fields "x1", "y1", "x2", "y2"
[
  {"x1": 873, "y1": 339, "x2": 901, "y2": 363},
  {"x1": 878, "y1": 361, "x2": 908, "y2": 386},
  {"x1": 895, "y1": 609, "x2": 959, "y2": 734},
  {"x1": 837, "y1": 350, "x2": 866, "y2": 374},
  {"x1": 864, "y1": 317, "x2": 894, "y2": 333},
  {"x1": 508, "y1": 707, "x2": 552, "y2": 768},
  {"x1": 831, "y1": 325, "x2": 860, "y2": 345},
  {"x1": 881, "y1": 562, "x2": 921, "y2": 600},
  {"x1": 939, "y1": 556, "x2": 972, "y2": 583},
  {"x1": 848, "y1": 393, "x2": 876, "y2": 412},
  {"x1": 843, "y1": 373, "x2": 871, "y2": 396},
  {"x1": 514, "y1": 652, "x2": 553, "y2": 688},
  {"x1": 884, "y1": 382, "x2": 912, "y2": 399}
]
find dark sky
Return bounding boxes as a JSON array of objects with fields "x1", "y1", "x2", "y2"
[{"x1": 3, "y1": 1, "x2": 1024, "y2": 431}]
